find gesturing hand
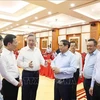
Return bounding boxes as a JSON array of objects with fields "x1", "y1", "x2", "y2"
[{"x1": 29, "y1": 61, "x2": 33, "y2": 68}]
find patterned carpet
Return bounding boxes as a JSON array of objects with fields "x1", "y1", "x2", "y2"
[{"x1": 77, "y1": 88, "x2": 86, "y2": 100}]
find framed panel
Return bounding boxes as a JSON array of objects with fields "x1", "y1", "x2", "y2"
[
  {"x1": 42, "y1": 38, "x2": 48, "y2": 49},
  {"x1": 69, "y1": 37, "x2": 80, "y2": 50}
]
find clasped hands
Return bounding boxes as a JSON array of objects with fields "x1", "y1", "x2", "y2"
[{"x1": 52, "y1": 67, "x2": 60, "y2": 74}]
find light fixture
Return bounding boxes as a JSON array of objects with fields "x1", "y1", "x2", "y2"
[
  {"x1": 82, "y1": 22, "x2": 85, "y2": 24},
  {"x1": 25, "y1": 20, "x2": 28, "y2": 23},
  {"x1": 92, "y1": 9, "x2": 95, "y2": 12},
  {"x1": 16, "y1": 24, "x2": 19, "y2": 26},
  {"x1": 70, "y1": 3, "x2": 75, "y2": 7},
  {"x1": 35, "y1": 17, "x2": 38, "y2": 19},
  {"x1": 48, "y1": 11, "x2": 52, "y2": 15}
]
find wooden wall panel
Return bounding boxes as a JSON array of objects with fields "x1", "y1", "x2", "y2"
[
  {"x1": 52, "y1": 29, "x2": 59, "y2": 51},
  {"x1": 16, "y1": 35, "x2": 24, "y2": 50},
  {"x1": 90, "y1": 22, "x2": 100, "y2": 41}
]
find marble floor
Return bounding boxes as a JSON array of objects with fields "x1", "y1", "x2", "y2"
[{"x1": 18, "y1": 75, "x2": 85, "y2": 100}]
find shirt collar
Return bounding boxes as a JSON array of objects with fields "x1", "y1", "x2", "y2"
[
  {"x1": 26, "y1": 46, "x2": 36, "y2": 51},
  {"x1": 3, "y1": 48, "x2": 13, "y2": 54},
  {"x1": 60, "y1": 50, "x2": 69, "y2": 56},
  {"x1": 89, "y1": 49, "x2": 99, "y2": 56}
]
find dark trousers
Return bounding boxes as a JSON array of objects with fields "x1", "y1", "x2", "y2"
[
  {"x1": 83, "y1": 78, "x2": 93, "y2": 100},
  {"x1": 22, "y1": 70, "x2": 39, "y2": 100},
  {"x1": 54, "y1": 78, "x2": 73, "y2": 100},
  {"x1": 1, "y1": 78, "x2": 19, "y2": 100},
  {"x1": 72, "y1": 69, "x2": 79, "y2": 100},
  {"x1": 93, "y1": 81, "x2": 100, "y2": 100}
]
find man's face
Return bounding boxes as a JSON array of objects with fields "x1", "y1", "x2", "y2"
[
  {"x1": 0, "y1": 40, "x2": 3, "y2": 53},
  {"x1": 8, "y1": 38, "x2": 18, "y2": 51},
  {"x1": 59, "y1": 41, "x2": 68, "y2": 53},
  {"x1": 87, "y1": 41, "x2": 96, "y2": 53},
  {"x1": 70, "y1": 43, "x2": 76, "y2": 52},
  {"x1": 27, "y1": 36, "x2": 36, "y2": 48}
]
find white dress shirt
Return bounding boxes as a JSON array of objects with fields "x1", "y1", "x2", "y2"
[
  {"x1": 17, "y1": 46, "x2": 45, "y2": 71},
  {"x1": 46, "y1": 47, "x2": 52, "y2": 53},
  {"x1": 0, "y1": 76, "x2": 2, "y2": 90},
  {"x1": 91, "y1": 51, "x2": 100, "y2": 88},
  {"x1": 0, "y1": 48, "x2": 19, "y2": 86},
  {"x1": 74, "y1": 51, "x2": 82, "y2": 76}
]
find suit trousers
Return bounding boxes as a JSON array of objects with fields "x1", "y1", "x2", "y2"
[
  {"x1": 93, "y1": 81, "x2": 100, "y2": 100},
  {"x1": 1, "y1": 78, "x2": 19, "y2": 100},
  {"x1": 72, "y1": 68, "x2": 79, "y2": 100},
  {"x1": 22, "y1": 70, "x2": 39, "y2": 100},
  {"x1": 83, "y1": 78, "x2": 93, "y2": 100},
  {"x1": 54, "y1": 78, "x2": 73, "y2": 100}
]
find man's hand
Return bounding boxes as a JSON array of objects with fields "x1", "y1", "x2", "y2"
[
  {"x1": 52, "y1": 67, "x2": 60, "y2": 74},
  {"x1": 29, "y1": 61, "x2": 33, "y2": 68},
  {"x1": 89, "y1": 87, "x2": 93, "y2": 96},
  {"x1": 79, "y1": 74, "x2": 82, "y2": 79},
  {"x1": 17, "y1": 80, "x2": 22, "y2": 87}
]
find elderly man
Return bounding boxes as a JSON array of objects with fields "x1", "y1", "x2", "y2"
[{"x1": 17, "y1": 34, "x2": 46, "y2": 100}]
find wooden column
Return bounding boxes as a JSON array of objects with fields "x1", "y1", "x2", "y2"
[
  {"x1": 52, "y1": 29, "x2": 59, "y2": 51},
  {"x1": 90, "y1": 22, "x2": 100, "y2": 40},
  {"x1": 16, "y1": 35, "x2": 24, "y2": 50}
]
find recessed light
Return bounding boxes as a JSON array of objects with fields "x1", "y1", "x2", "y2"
[
  {"x1": 70, "y1": 3, "x2": 75, "y2": 7},
  {"x1": 48, "y1": 11, "x2": 52, "y2": 15},
  {"x1": 35, "y1": 17, "x2": 38, "y2": 19},
  {"x1": 25, "y1": 20, "x2": 28, "y2": 23},
  {"x1": 92, "y1": 9, "x2": 95, "y2": 12},
  {"x1": 82, "y1": 22, "x2": 85, "y2": 24}
]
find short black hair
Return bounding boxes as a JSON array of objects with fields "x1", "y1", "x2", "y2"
[
  {"x1": 0, "y1": 35, "x2": 3, "y2": 40},
  {"x1": 3, "y1": 34, "x2": 16, "y2": 46},
  {"x1": 27, "y1": 33, "x2": 36, "y2": 39},
  {"x1": 70, "y1": 41, "x2": 76, "y2": 46},
  {"x1": 60, "y1": 39, "x2": 70, "y2": 48},
  {"x1": 88, "y1": 38, "x2": 97, "y2": 46}
]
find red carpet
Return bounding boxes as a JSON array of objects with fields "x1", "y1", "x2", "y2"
[{"x1": 77, "y1": 88, "x2": 86, "y2": 100}]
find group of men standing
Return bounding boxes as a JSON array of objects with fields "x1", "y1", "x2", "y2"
[
  {"x1": 0, "y1": 33, "x2": 100, "y2": 100},
  {"x1": 0, "y1": 34, "x2": 46, "y2": 100}
]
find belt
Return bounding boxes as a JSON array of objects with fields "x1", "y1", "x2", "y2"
[
  {"x1": 55, "y1": 78, "x2": 73, "y2": 81},
  {"x1": 95, "y1": 81, "x2": 100, "y2": 86}
]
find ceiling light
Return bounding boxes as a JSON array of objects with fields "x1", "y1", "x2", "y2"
[
  {"x1": 16, "y1": 24, "x2": 19, "y2": 26},
  {"x1": 35, "y1": 17, "x2": 38, "y2": 19},
  {"x1": 48, "y1": 11, "x2": 52, "y2": 15},
  {"x1": 92, "y1": 9, "x2": 95, "y2": 12},
  {"x1": 25, "y1": 20, "x2": 28, "y2": 23},
  {"x1": 70, "y1": 3, "x2": 75, "y2": 7},
  {"x1": 82, "y1": 22, "x2": 85, "y2": 24}
]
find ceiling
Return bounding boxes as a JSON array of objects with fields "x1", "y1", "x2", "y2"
[{"x1": 0, "y1": 0, "x2": 100, "y2": 35}]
